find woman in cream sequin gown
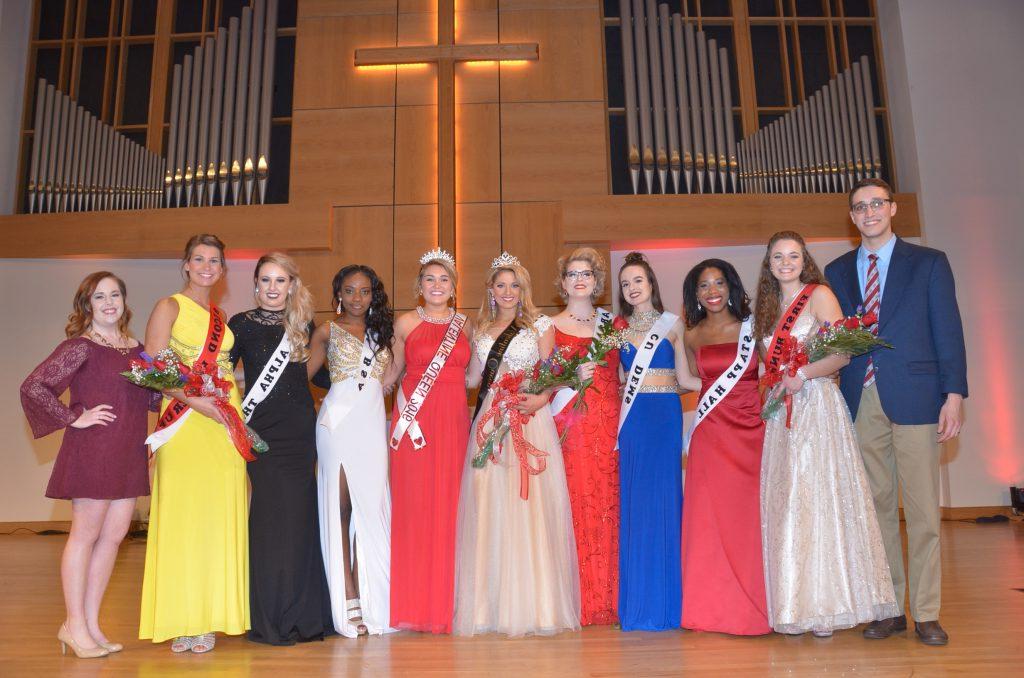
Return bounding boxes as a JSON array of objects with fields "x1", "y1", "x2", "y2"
[
  {"x1": 755, "y1": 232, "x2": 897, "y2": 636},
  {"x1": 453, "y1": 257, "x2": 579, "y2": 637}
]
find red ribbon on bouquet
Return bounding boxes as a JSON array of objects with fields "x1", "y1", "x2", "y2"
[
  {"x1": 182, "y1": 361, "x2": 256, "y2": 462},
  {"x1": 759, "y1": 335, "x2": 809, "y2": 429},
  {"x1": 475, "y1": 371, "x2": 549, "y2": 500}
]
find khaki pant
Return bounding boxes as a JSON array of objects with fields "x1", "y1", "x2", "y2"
[{"x1": 855, "y1": 384, "x2": 942, "y2": 621}]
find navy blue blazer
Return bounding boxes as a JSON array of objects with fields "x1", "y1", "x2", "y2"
[{"x1": 824, "y1": 238, "x2": 968, "y2": 425}]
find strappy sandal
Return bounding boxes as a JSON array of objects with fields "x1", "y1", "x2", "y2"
[
  {"x1": 346, "y1": 599, "x2": 369, "y2": 636},
  {"x1": 190, "y1": 633, "x2": 216, "y2": 653},
  {"x1": 170, "y1": 636, "x2": 194, "y2": 653}
]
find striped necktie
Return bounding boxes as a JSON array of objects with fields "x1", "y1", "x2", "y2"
[{"x1": 863, "y1": 253, "x2": 880, "y2": 388}]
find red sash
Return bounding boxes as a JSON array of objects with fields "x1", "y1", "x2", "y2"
[
  {"x1": 153, "y1": 304, "x2": 226, "y2": 435},
  {"x1": 763, "y1": 284, "x2": 816, "y2": 427}
]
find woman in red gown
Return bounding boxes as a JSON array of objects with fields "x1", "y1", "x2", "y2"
[
  {"x1": 551, "y1": 247, "x2": 620, "y2": 626},
  {"x1": 389, "y1": 249, "x2": 471, "y2": 633},
  {"x1": 680, "y1": 259, "x2": 770, "y2": 635}
]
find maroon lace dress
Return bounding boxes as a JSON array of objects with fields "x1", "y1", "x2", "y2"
[
  {"x1": 552, "y1": 328, "x2": 621, "y2": 626},
  {"x1": 20, "y1": 337, "x2": 157, "y2": 499}
]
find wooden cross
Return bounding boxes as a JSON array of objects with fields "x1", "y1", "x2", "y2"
[{"x1": 355, "y1": 2, "x2": 538, "y2": 257}]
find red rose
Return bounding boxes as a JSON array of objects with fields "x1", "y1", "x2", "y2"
[
  {"x1": 844, "y1": 317, "x2": 860, "y2": 330},
  {"x1": 861, "y1": 311, "x2": 878, "y2": 326},
  {"x1": 612, "y1": 316, "x2": 630, "y2": 331},
  {"x1": 152, "y1": 359, "x2": 167, "y2": 371},
  {"x1": 177, "y1": 362, "x2": 191, "y2": 376},
  {"x1": 551, "y1": 362, "x2": 565, "y2": 377}
]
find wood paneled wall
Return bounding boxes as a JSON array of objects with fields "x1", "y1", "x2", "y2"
[{"x1": 0, "y1": 0, "x2": 918, "y2": 317}]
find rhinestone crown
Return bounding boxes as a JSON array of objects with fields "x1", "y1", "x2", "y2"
[
  {"x1": 419, "y1": 247, "x2": 456, "y2": 267},
  {"x1": 491, "y1": 251, "x2": 521, "y2": 269}
]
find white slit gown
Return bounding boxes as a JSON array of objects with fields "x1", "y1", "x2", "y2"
[{"x1": 316, "y1": 323, "x2": 394, "y2": 635}]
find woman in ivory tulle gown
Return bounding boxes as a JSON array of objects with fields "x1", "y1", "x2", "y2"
[{"x1": 753, "y1": 231, "x2": 897, "y2": 637}]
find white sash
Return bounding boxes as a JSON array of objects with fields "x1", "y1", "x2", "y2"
[
  {"x1": 240, "y1": 332, "x2": 292, "y2": 423},
  {"x1": 689, "y1": 316, "x2": 755, "y2": 436},
  {"x1": 145, "y1": 408, "x2": 192, "y2": 451},
  {"x1": 617, "y1": 311, "x2": 679, "y2": 437},
  {"x1": 389, "y1": 313, "x2": 467, "y2": 450},
  {"x1": 319, "y1": 332, "x2": 379, "y2": 432},
  {"x1": 550, "y1": 308, "x2": 614, "y2": 417}
]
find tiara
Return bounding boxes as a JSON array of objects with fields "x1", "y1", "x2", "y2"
[
  {"x1": 419, "y1": 247, "x2": 455, "y2": 267},
  {"x1": 491, "y1": 251, "x2": 520, "y2": 269}
]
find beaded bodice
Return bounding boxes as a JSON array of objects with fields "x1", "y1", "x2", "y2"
[
  {"x1": 327, "y1": 322, "x2": 391, "y2": 383},
  {"x1": 473, "y1": 315, "x2": 554, "y2": 372}
]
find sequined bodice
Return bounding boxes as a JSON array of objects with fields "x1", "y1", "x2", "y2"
[
  {"x1": 762, "y1": 313, "x2": 817, "y2": 350},
  {"x1": 473, "y1": 315, "x2": 553, "y2": 372},
  {"x1": 327, "y1": 323, "x2": 391, "y2": 383}
]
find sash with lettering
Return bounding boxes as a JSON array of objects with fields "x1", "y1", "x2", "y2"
[
  {"x1": 320, "y1": 329, "x2": 381, "y2": 432},
  {"x1": 390, "y1": 313, "x2": 467, "y2": 450},
  {"x1": 762, "y1": 284, "x2": 817, "y2": 427},
  {"x1": 617, "y1": 311, "x2": 679, "y2": 443},
  {"x1": 689, "y1": 315, "x2": 755, "y2": 436},
  {"x1": 145, "y1": 304, "x2": 226, "y2": 451},
  {"x1": 240, "y1": 332, "x2": 292, "y2": 423},
  {"x1": 549, "y1": 308, "x2": 614, "y2": 417},
  {"x1": 473, "y1": 322, "x2": 520, "y2": 420}
]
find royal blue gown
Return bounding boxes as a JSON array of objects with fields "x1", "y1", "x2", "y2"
[{"x1": 618, "y1": 339, "x2": 683, "y2": 631}]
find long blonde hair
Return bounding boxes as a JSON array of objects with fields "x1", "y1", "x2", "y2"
[
  {"x1": 476, "y1": 263, "x2": 539, "y2": 333},
  {"x1": 254, "y1": 252, "x2": 315, "y2": 362}
]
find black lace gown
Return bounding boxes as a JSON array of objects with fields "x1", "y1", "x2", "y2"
[{"x1": 229, "y1": 309, "x2": 334, "y2": 645}]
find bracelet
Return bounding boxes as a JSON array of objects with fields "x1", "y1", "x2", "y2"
[{"x1": 796, "y1": 367, "x2": 809, "y2": 382}]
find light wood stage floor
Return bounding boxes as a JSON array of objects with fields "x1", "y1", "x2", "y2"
[{"x1": 2, "y1": 521, "x2": 1022, "y2": 677}]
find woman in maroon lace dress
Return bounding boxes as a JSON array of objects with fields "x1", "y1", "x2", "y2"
[
  {"x1": 20, "y1": 272, "x2": 157, "y2": 658},
  {"x1": 551, "y1": 247, "x2": 621, "y2": 626}
]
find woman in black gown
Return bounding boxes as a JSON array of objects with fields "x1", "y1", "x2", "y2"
[{"x1": 229, "y1": 252, "x2": 333, "y2": 645}]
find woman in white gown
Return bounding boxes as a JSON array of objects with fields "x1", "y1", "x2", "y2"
[
  {"x1": 453, "y1": 253, "x2": 580, "y2": 637},
  {"x1": 308, "y1": 265, "x2": 396, "y2": 637},
  {"x1": 753, "y1": 231, "x2": 898, "y2": 637}
]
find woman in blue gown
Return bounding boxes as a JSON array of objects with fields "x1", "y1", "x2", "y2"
[{"x1": 616, "y1": 253, "x2": 698, "y2": 631}]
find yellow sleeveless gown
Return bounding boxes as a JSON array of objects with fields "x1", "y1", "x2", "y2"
[{"x1": 139, "y1": 294, "x2": 249, "y2": 642}]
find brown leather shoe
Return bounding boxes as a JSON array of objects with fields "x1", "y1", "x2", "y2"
[
  {"x1": 914, "y1": 620, "x2": 949, "y2": 646},
  {"x1": 863, "y1": 615, "x2": 907, "y2": 639}
]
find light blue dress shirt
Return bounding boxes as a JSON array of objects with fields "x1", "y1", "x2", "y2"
[{"x1": 856, "y1": 234, "x2": 897, "y2": 301}]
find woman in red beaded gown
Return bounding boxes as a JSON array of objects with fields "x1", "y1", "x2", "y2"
[
  {"x1": 388, "y1": 250, "x2": 472, "y2": 634},
  {"x1": 550, "y1": 247, "x2": 620, "y2": 626},
  {"x1": 680, "y1": 260, "x2": 770, "y2": 635}
]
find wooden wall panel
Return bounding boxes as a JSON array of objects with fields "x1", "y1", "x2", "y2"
[
  {"x1": 395, "y1": 12, "x2": 438, "y2": 107},
  {"x1": 456, "y1": 103, "x2": 500, "y2": 203},
  {"x1": 290, "y1": 107, "x2": 396, "y2": 206},
  {"x1": 456, "y1": 202, "x2": 502, "y2": 309},
  {"x1": 500, "y1": 201, "x2": 564, "y2": 308},
  {"x1": 498, "y1": 6, "x2": 604, "y2": 104},
  {"x1": 294, "y1": 14, "x2": 397, "y2": 111},
  {"x1": 394, "y1": 204, "x2": 438, "y2": 310},
  {"x1": 300, "y1": 1, "x2": 397, "y2": 18},
  {"x1": 500, "y1": 102, "x2": 607, "y2": 201},
  {"x1": 395, "y1": 106, "x2": 437, "y2": 205},
  {"x1": 294, "y1": 205, "x2": 396, "y2": 312}
]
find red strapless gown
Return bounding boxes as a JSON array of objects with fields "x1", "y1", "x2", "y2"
[
  {"x1": 552, "y1": 328, "x2": 620, "y2": 626},
  {"x1": 390, "y1": 321, "x2": 470, "y2": 633},
  {"x1": 680, "y1": 343, "x2": 770, "y2": 635}
]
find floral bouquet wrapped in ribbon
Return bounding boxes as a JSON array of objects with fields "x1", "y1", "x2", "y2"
[
  {"x1": 123, "y1": 348, "x2": 269, "y2": 460},
  {"x1": 474, "y1": 315, "x2": 630, "y2": 475},
  {"x1": 760, "y1": 309, "x2": 891, "y2": 426}
]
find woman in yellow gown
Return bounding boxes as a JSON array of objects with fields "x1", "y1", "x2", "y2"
[{"x1": 139, "y1": 234, "x2": 249, "y2": 652}]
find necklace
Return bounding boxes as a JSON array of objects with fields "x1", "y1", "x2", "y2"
[
  {"x1": 568, "y1": 309, "x2": 597, "y2": 323},
  {"x1": 628, "y1": 308, "x2": 660, "y2": 332},
  {"x1": 417, "y1": 306, "x2": 455, "y2": 324},
  {"x1": 781, "y1": 285, "x2": 805, "y2": 306},
  {"x1": 90, "y1": 329, "x2": 131, "y2": 356}
]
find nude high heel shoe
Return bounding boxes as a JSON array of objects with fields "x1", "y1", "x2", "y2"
[{"x1": 58, "y1": 624, "x2": 109, "y2": 659}]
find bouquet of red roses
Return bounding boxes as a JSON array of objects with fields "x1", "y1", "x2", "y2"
[
  {"x1": 123, "y1": 349, "x2": 269, "y2": 460},
  {"x1": 760, "y1": 309, "x2": 891, "y2": 426}
]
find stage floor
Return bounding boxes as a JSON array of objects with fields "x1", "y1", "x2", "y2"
[{"x1": 2, "y1": 520, "x2": 1022, "y2": 676}]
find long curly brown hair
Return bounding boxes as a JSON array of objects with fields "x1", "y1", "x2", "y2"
[
  {"x1": 753, "y1": 231, "x2": 829, "y2": 342},
  {"x1": 65, "y1": 271, "x2": 132, "y2": 339}
]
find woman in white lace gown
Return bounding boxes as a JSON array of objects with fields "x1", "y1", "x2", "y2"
[
  {"x1": 453, "y1": 253, "x2": 580, "y2": 637},
  {"x1": 753, "y1": 232, "x2": 897, "y2": 637}
]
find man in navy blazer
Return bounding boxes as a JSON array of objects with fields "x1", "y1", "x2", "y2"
[{"x1": 825, "y1": 178, "x2": 967, "y2": 646}]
